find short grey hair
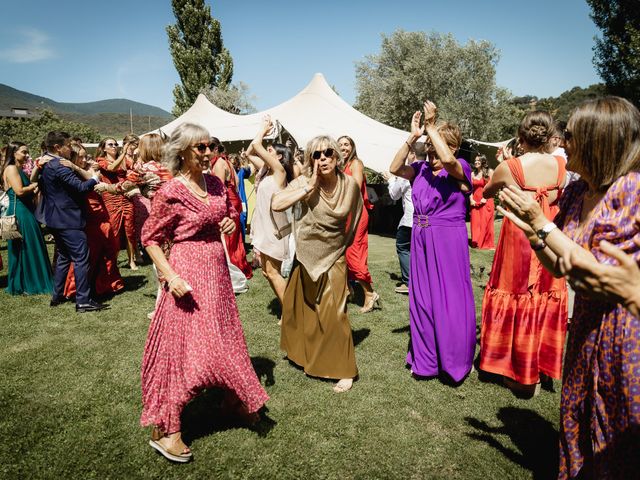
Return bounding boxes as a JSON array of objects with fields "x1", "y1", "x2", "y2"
[
  {"x1": 302, "y1": 135, "x2": 343, "y2": 177},
  {"x1": 162, "y1": 122, "x2": 210, "y2": 175}
]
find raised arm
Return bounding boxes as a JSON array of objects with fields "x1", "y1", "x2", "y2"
[
  {"x1": 390, "y1": 110, "x2": 423, "y2": 181},
  {"x1": 250, "y1": 115, "x2": 286, "y2": 188},
  {"x1": 422, "y1": 101, "x2": 467, "y2": 185},
  {"x1": 272, "y1": 161, "x2": 319, "y2": 212},
  {"x1": 56, "y1": 163, "x2": 98, "y2": 193}
]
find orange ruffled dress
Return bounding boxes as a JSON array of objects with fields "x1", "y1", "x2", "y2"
[{"x1": 480, "y1": 156, "x2": 568, "y2": 384}]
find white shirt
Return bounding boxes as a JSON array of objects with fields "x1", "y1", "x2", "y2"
[
  {"x1": 387, "y1": 176, "x2": 413, "y2": 228},
  {"x1": 552, "y1": 147, "x2": 581, "y2": 185}
]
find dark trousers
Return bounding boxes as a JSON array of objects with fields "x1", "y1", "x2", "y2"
[
  {"x1": 51, "y1": 227, "x2": 91, "y2": 304},
  {"x1": 396, "y1": 226, "x2": 411, "y2": 285}
]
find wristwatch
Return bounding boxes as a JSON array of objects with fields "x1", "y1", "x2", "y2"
[{"x1": 536, "y1": 222, "x2": 558, "y2": 240}]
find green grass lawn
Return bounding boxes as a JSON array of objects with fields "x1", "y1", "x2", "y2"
[{"x1": 0, "y1": 221, "x2": 561, "y2": 479}]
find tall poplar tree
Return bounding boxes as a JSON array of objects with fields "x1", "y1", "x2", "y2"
[
  {"x1": 166, "y1": 0, "x2": 233, "y2": 116},
  {"x1": 587, "y1": 0, "x2": 640, "y2": 104}
]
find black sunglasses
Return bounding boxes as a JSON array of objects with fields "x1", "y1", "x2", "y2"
[
  {"x1": 194, "y1": 142, "x2": 218, "y2": 153},
  {"x1": 105, "y1": 142, "x2": 118, "y2": 147},
  {"x1": 312, "y1": 148, "x2": 334, "y2": 160}
]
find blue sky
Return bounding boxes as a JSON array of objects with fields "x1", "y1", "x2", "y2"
[{"x1": 0, "y1": 0, "x2": 600, "y2": 113}]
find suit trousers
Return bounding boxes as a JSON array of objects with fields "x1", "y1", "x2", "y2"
[
  {"x1": 51, "y1": 228, "x2": 91, "y2": 304},
  {"x1": 396, "y1": 226, "x2": 411, "y2": 286}
]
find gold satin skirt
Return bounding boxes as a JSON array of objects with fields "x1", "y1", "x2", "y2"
[{"x1": 280, "y1": 256, "x2": 357, "y2": 379}]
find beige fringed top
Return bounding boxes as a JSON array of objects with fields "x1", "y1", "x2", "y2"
[{"x1": 286, "y1": 172, "x2": 363, "y2": 281}]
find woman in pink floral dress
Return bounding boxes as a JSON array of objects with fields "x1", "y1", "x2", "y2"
[
  {"x1": 498, "y1": 97, "x2": 640, "y2": 480},
  {"x1": 140, "y1": 123, "x2": 269, "y2": 463}
]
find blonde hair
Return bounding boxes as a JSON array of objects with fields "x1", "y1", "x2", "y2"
[
  {"x1": 302, "y1": 135, "x2": 343, "y2": 176},
  {"x1": 437, "y1": 122, "x2": 462, "y2": 152},
  {"x1": 138, "y1": 133, "x2": 164, "y2": 164},
  {"x1": 162, "y1": 123, "x2": 210, "y2": 175}
]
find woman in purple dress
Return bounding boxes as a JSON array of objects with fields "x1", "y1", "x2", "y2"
[{"x1": 390, "y1": 101, "x2": 476, "y2": 383}]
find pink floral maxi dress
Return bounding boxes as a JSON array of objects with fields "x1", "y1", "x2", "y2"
[
  {"x1": 555, "y1": 174, "x2": 640, "y2": 480},
  {"x1": 140, "y1": 175, "x2": 269, "y2": 433}
]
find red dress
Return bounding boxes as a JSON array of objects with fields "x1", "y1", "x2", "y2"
[
  {"x1": 97, "y1": 157, "x2": 136, "y2": 247},
  {"x1": 480, "y1": 156, "x2": 568, "y2": 384},
  {"x1": 343, "y1": 160, "x2": 373, "y2": 284},
  {"x1": 64, "y1": 192, "x2": 124, "y2": 297},
  {"x1": 469, "y1": 176, "x2": 495, "y2": 249},
  {"x1": 214, "y1": 156, "x2": 252, "y2": 279},
  {"x1": 140, "y1": 175, "x2": 268, "y2": 433}
]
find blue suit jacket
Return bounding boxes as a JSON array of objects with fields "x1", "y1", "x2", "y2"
[{"x1": 40, "y1": 157, "x2": 98, "y2": 229}]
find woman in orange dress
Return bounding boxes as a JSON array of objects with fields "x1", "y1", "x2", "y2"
[
  {"x1": 338, "y1": 135, "x2": 378, "y2": 313},
  {"x1": 480, "y1": 111, "x2": 568, "y2": 396},
  {"x1": 63, "y1": 144, "x2": 124, "y2": 297},
  {"x1": 469, "y1": 154, "x2": 495, "y2": 249},
  {"x1": 96, "y1": 136, "x2": 138, "y2": 270}
]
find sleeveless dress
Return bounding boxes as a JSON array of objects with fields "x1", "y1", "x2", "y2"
[
  {"x1": 5, "y1": 170, "x2": 53, "y2": 295},
  {"x1": 216, "y1": 156, "x2": 252, "y2": 279},
  {"x1": 140, "y1": 176, "x2": 268, "y2": 433},
  {"x1": 343, "y1": 160, "x2": 373, "y2": 284},
  {"x1": 480, "y1": 156, "x2": 568, "y2": 384},
  {"x1": 469, "y1": 175, "x2": 495, "y2": 249},
  {"x1": 407, "y1": 160, "x2": 476, "y2": 382},
  {"x1": 555, "y1": 174, "x2": 640, "y2": 480},
  {"x1": 250, "y1": 174, "x2": 289, "y2": 262}
]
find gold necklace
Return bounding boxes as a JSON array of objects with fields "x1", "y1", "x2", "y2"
[{"x1": 179, "y1": 172, "x2": 208, "y2": 199}]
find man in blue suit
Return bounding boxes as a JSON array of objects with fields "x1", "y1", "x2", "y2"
[{"x1": 40, "y1": 131, "x2": 108, "y2": 312}]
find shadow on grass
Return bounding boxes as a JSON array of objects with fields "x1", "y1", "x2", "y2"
[
  {"x1": 392, "y1": 324, "x2": 410, "y2": 334},
  {"x1": 465, "y1": 407, "x2": 559, "y2": 480},
  {"x1": 267, "y1": 298, "x2": 281, "y2": 318},
  {"x1": 122, "y1": 275, "x2": 148, "y2": 291},
  {"x1": 181, "y1": 388, "x2": 276, "y2": 445},
  {"x1": 352, "y1": 328, "x2": 370, "y2": 347},
  {"x1": 252, "y1": 356, "x2": 276, "y2": 387},
  {"x1": 0, "y1": 274, "x2": 6, "y2": 289}
]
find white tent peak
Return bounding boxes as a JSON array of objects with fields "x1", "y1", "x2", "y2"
[{"x1": 152, "y1": 73, "x2": 411, "y2": 172}]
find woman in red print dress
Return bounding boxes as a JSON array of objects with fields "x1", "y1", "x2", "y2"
[
  {"x1": 140, "y1": 123, "x2": 268, "y2": 463},
  {"x1": 497, "y1": 97, "x2": 640, "y2": 480},
  {"x1": 338, "y1": 135, "x2": 379, "y2": 313},
  {"x1": 469, "y1": 154, "x2": 495, "y2": 249},
  {"x1": 96, "y1": 136, "x2": 139, "y2": 270}
]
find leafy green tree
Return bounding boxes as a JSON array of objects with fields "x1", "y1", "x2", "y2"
[
  {"x1": 0, "y1": 110, "x2": 100, "y2": 153},
  {"x1": 354, "y1": 30, "x2": 521, "y2": 141},
  {"x1": 201, "y1": 81, "x2": 256, "y2": 114},
  {"x1": 167, "y1": 0, "x2": 233, "y2": 116},
  {"x1": 587, "y1": 0, "x2": 640, "y2": 104}
]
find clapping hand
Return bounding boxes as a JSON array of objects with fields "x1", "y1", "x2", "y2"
[
  {"x1": 261, "y1": 115, "x2": 275, "y2": 137},
  {"x1": 410, "y1": 111, "x2": 424, "y2": 139},
  {"x1": 307, "y1": 158, "x2": 320, "y2": 193},
  {"x1": 219, "y1": 216, "x2": 236, "y2": 235},
  {"x1": 423, "y1": 100, "x2": 437, "y2": 126}
]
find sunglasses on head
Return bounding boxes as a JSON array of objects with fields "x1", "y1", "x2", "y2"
[
  {"x1": 312, "y1": 148, "x2": 334, "y2": 160},
  {"x1": 193, "y1": 142, "x2": 219, "y2": 153}
]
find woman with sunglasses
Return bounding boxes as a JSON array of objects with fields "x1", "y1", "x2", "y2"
[
  {"x1": 479, "y1": 111, "x2": 568, "y2": 397},
  {"x1": 212, "y1": 138, "x2": 252, "y2": 280},
  {"x1": 338, "y1": 135, "x2": 379, "y2": 313},
  {"x1": 1, "y1": 141, "x2": 54, "y2": 295},
  {"x1": 140, "y1": 123, "x2": 269, "y2": 463},
  {"x1": 389, "y1": 101, "x2": 475, "y2": 384},
  {"x1": 495, "y1": 96, "x2": 640, "y2": 480},
  {"x1": 95, "y1": 136, "x2": 139, "y2": 270},
  {"x1": 272, "y1": 135, "x2": 363, "y2": 393},
  {"x1": 244, "y1": 117, "x2": 294, "y2": 317}
]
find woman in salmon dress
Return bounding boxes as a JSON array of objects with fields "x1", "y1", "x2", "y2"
[
  {"x1": 96, "y1": 136, "x2": 138, "y2": 270},
  {"x1": 338, "y1": 136, "x2": 378, "y2": 313},
  {"x1": 497, "y1": 96, "x2": 640, "y2": 480},
  {"x1": 480, "y1": 111, "x2": 568, "y2": 396},
  {"x1": 140, "y1": 123, "x2": 268, "y2": 463},
  {"x1": 469, "y1": 154, "x2": 494, "y2": 249},
  {"x1": 63, "y1": 144, "x2": 124, "y2": 297}
]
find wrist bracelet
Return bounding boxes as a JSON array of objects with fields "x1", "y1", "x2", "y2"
[
  {"x1": 531, "y1": 239, "x2": 547, "y2": 251},
  {"x1": 167, "y1": 274, "x2": 180, "y2": 287}
]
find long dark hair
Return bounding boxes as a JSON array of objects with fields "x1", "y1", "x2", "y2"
[
  {"x1": 1, "y1": 141, "x2": 26, "y2": 185},
  {"x1": 474, "y1": 154, "x2": 490, "y2": 178},
  {"x1": 272, "y1": 142, "x2": 294, "y2": 182}
]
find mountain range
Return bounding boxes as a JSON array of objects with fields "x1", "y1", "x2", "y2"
[{"x1": 0, "y1": 83, "x2": 172, "y2": 117}]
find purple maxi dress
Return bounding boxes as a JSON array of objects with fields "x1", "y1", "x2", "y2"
[{"x1": 407, "y1": 159, "x2": 476, "y2": 382}]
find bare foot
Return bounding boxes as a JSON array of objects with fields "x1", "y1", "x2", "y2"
[
  {"x1": 130, "y1": 261, "x2": 139, "y2": 271},
  {"x1": 333, "y1": 378, "x2": 353, "y2": 393}
]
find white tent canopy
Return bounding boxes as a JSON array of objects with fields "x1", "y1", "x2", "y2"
[{"x1": 152, "y1": 73, "x2": 411, "y2": 172}]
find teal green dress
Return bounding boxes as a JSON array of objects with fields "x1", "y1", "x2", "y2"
[{"x1": 5, "y1": 170, "x2": 53, "y2": 295}]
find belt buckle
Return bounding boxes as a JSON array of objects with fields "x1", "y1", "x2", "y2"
[{"x1": 416, "y1": 215, "x2": 430, "y2": 228}]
